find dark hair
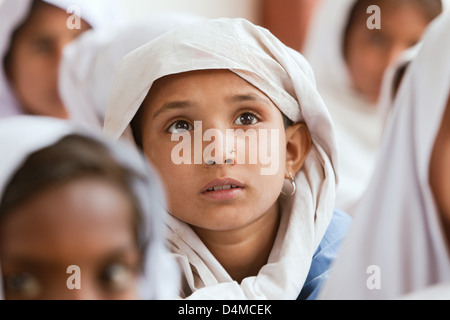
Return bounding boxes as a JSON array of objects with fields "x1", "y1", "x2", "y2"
[
  {"x1": 0, "y1": 135, "x2": 142, "y2": 237},
  {"x1": 392, "y1": 61, "x2": 410, "y2": 100}
]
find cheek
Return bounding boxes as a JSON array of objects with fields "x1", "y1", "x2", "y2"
[
  {"x1": 8, "y1": 50, "x2": 60, "y2": 114},
  {"x1": 11, "y1": 46, "x2": 53, "y2": 83},
  {"x1": 144, "y1": 139, "x2": 193, "y2": 202},
  {"x1": 347, "y1": 44, "x2": 383, "y2": 82}
]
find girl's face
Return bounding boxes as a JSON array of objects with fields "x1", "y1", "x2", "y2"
[
  {"x1": 5, "y1": 2, "x2": 91, "y2": 118},
  {"x1": 0, "y1": 177, "x2": 141, "y2": 300},
  {"x1": 139, "y1": 70, "x2": 310, "y2": 233},
  {"x1": 430, "y1": 97, "x2": 450, "y2": 248},
  {"x1": 344, "y1": 1, "x2": 430, "y2": 103}
]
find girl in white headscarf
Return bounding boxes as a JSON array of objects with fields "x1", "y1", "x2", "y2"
[
  {"x1": 319, "y1": 12, "x2": 450, "y2": 300},
  {"x1": 59, "y1": 12, "x2": 204, "y2": 130},
  {"x1": 0, "y1": 0, "x2": 127, "y2": 119},
  {"x1": 0, "y1": 116, "x2": 180, "y2": 300},
  {"x1": 303, "y1": 0, "x2": 444, "y2": 214},
  {"x1": 103, "y1": 18, "x2": 352, "y2": 300}
]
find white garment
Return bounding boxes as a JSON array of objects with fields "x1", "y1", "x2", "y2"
[
  {"x1": 319, "y1": 13, "x2": 450, "y2": 300},
  {"x1": 400, "y1": 283, "x2": 450, "y2": 300},
  {"x1": 0, "y1": 0, "x2": 127, "y2": 118},
  {"x1": 60, "y1": 13, "x2": 204, "y2": 130},
  {"x1": 103, "y1": 18, "x2": 339, "y2": 300},
  {"x1": 0, "y1": 115, "x2": 180, "y2": 300}
]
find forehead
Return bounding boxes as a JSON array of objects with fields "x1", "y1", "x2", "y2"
[
  {"x1": 149, "y1": 70, "x2": 264, "y2": 96},
  {"x1": 0, "y1": 178, "x2": 136, "y2": 259},
  {"x1": 143, "y1": 69, "x2": 279, "y2": 113},
  {"x1": 17, "y1": 2, "x2": 91, "y2": 36}
]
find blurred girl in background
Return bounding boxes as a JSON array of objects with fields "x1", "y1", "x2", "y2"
[
  {"x1": 0, "y1": 0, "x2": 127, "y2": 119},
  {"x1": 303, "y1": 0, "x2": 444, "y2": 214},
  {"x1": 0, "y1": 116, "x2": 179, "y2": 300}
]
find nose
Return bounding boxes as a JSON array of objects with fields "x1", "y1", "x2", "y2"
[
  {"x1": 202, "y1": 129, "x2": 236, "y2": 167},
  {"x1": 204, "y1": 149, "x2": 236, "y2": 166}
]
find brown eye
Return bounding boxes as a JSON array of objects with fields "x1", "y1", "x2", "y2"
[
  {"x1": 167, "y1": 120, "x2": 194, "y2": 133},
  {"x1": 235, "y1": 113, "x2": 258, "y2": 126},
  {"x1": 4, "y1": 273, "x2": 41, "y2": 299}
]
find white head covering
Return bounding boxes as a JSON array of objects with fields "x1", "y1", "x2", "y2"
[
  {"x1": 319, "y1": 13, "x2": 450, "y2": 300},
  {"x1": 104, "y1": 17, "x2": 339, "y2": 299},
  {"x1": 60, "y1": 13, "x2": 204, "y2": 130},
  {"x1": 303, "y1": 0, "x2": 446, "y2": 214},
  {"x1": 0, "y1": 0, "x2": 128, "y2": 119},
  {"x1": 0, "y1": 116, "x2": 180, "y2": 300}
]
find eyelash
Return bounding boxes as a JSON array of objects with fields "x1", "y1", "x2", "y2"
[{"x1": 165, "y1": 110, "x2": 262, "y2": 134}]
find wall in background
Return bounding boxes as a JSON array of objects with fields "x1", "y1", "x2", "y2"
[
  {"x1": 0, "y1": 0, "x2": 262, "y2": 23},
  {"x1": 123, "y1": 0, "x2": 261, "y2": 24}
]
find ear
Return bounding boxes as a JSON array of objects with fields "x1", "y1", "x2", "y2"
[{"x1": 284, "y1": 122, "x2": 312, "y2": 178}]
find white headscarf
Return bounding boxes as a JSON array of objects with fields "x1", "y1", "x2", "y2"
[
  {"x1": 0, "y1": 116, "x2": 180, "y2": 300},
  {"x1": 104, "y1": 18, "x2": 339, "y2": 300},
  {"x1": 0, "y1": 0, "x2": 128, "y2": 118},
  {"x1": 319, "y1": 13, "x2": 450, "y2": 300},
  {"x1": 60, "y1": 13, "x2": 204, "y2": 130}
]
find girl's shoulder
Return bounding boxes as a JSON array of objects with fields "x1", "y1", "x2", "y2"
[{"x1": 319, "y1": 208, "x2": 353, "y2": 250}]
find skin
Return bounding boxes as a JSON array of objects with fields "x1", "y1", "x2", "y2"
[
  {"x1": 0, "y1": 177, "x2": 141, "y2": 300},
  {"x1": 139, "y1": 70, "x2": 311, "y2": 282},
  {"x1": 4, "y1": 1, "x2": 91, "y2": 118},
  {"x1": 345, "y1": 1, "x2": 430, "y2": 103},
  {"x1": 429, "y1": 98, "x2": 450, "y2": 252}
]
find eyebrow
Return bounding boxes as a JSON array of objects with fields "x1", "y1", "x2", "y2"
[
  {"x1": 227, "y1": 93, "x2": 273, "y2": 108},
  {"x1": 151, "y1": 93, "x2": 273, "y2": 120},
  {"x1": 2, "y1": 256, "x2": 48, "y2": 270},
  {"x1": 152, "y1": 100, "x2": 195, "y2": 120},
  {"x1": 2, "y1": 246, "x2": 139, "y2": 269}
]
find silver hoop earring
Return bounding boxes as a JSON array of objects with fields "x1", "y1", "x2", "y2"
[{"x1": 281, "y1": 172, "x2": 296, "y2": 197}]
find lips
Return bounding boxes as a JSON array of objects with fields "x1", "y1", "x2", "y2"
[
  {"x1": 201, "y1": 178, "x2": 246, "y2": 194},
  {"x1": 206, "y1": 185, "x2": 240, "y2": 192}
]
